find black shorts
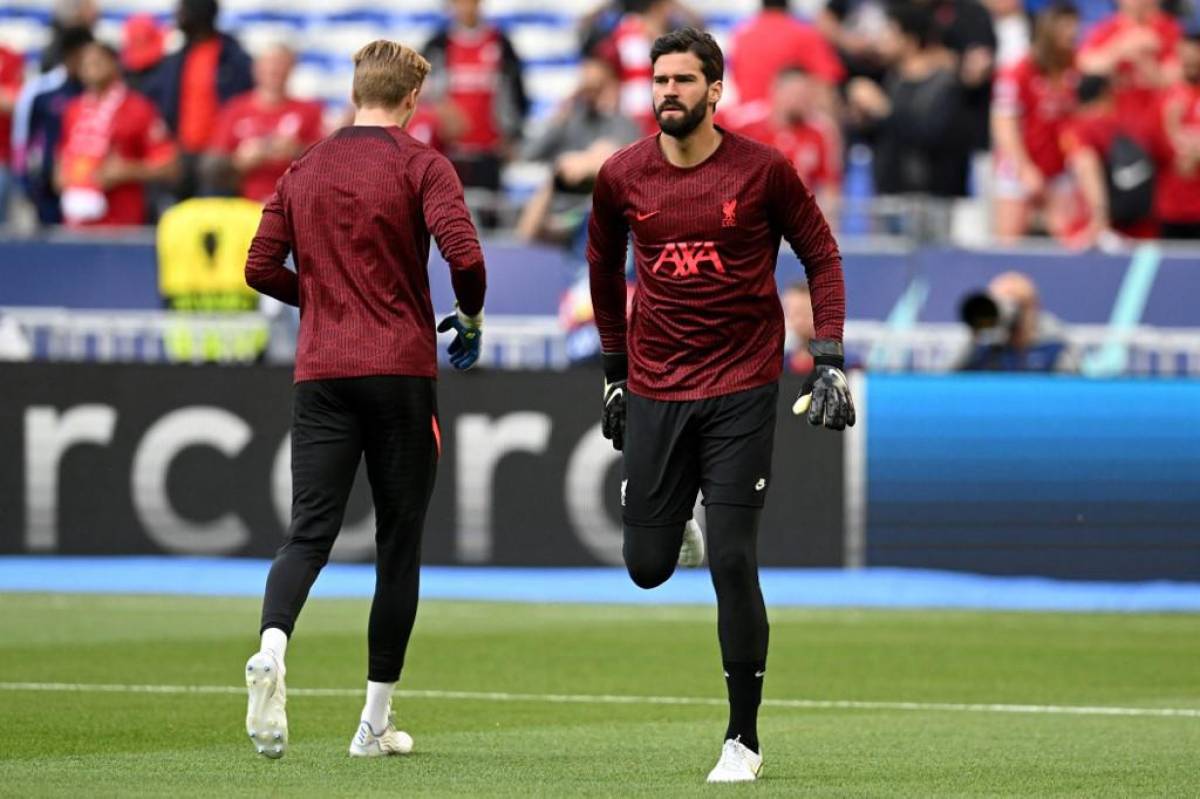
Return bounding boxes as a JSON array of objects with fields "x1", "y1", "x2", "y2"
[{"x1": 622, "y1": 382, "x2": 778, "y2": 526}]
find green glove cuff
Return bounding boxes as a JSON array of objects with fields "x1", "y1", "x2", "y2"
[{"x1": 456, "y1": 303, "x2": 484, "y2": 329}]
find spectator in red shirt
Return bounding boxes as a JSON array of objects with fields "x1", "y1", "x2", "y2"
[
  {"x1": 729, "y1": 0, "x2": 844, "y2": 112},
  {"x1": 722, "y1": 66, "x2": 843, "y2": 226},
  {"x1": 1059, "y1": 73, "x2": 1159, "y2": 246},
  {"x1": 0, "y1": 44, "x2": 24, "y2": 226},
  {"x1": 1078, "y1": 0, "x2": 1181, "y2": 146},
  {"x1": 991, "y1": 1, "x2": 1080, "y2": 241},
  {"x1": 423, "y1": 0, "x2": 529, "y2": 228},
  {"x1": 1156, "y1": 32, "x2": 1200, "y2": 239},
  {"x1": 202, "y1": 45, "x2": 325, "y2": 203},
  {"x1": 601, "y1": 0, "x2": 677, "y2": 134},
  {"x1": 405, "y1": 102, "x2": 448, "y2": 151},
  {"x1": 55, "y1": 42, "x2": 179, "y2": 227}
]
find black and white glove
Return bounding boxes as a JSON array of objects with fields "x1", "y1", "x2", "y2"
[
  {"x1": 792, "y1": 339, "x2": 856, "y2": 431},
  {"x1": 600, "y1": 351, "x2": 627, "y2": 451}
]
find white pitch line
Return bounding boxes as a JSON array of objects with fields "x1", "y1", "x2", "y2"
[{"x1": 1, "y1": 682, "x2": 1198, "y2": 719}]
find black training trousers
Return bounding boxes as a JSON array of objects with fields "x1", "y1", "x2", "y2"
[
  {"x1": 620, "y1": 383, "x2": 777, "y2": 665},
  {"x1": 260, "y1": 375, "x2": 439, "y2": 683}
]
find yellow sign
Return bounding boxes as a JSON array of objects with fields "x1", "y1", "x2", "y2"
[
  {"x1": 157, "y1": 197, "x2": 272, "y2": 362},
  {"x1": 157, "y1": 197, "x2": 264, "y2": 305}
]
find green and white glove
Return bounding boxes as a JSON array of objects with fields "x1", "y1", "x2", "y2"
[{"x1": 436, "y1": 305, "x2": 483, "y2": 370}]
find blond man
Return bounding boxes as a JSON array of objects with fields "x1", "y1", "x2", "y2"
[{"x1": 241, "y1": 39, "x2": 487, "y2": 760}]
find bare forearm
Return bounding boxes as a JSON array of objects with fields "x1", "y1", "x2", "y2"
[
  {"x1": 140, "y1": 156, "x2": 180, "y2": 184},
  {"x1": 1070, "y1": 151, "x2": 1109, "y2": 225},
  {"x1": 992, "y1": 113, "x2": 1030, "y2": 166}
]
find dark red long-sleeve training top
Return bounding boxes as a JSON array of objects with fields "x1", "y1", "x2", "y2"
[
  {"x1": 587, "y1": 130, "x2": 845, "y2": 401},
  {"x1": 245, "y1": 125, "x2": 486, "y2": 382}
]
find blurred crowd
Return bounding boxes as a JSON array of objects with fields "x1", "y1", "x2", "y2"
[{"x1": 1, "y1": 0, "x2": 1199, "y2": 246}]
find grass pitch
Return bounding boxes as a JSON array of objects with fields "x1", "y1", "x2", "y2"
[{"x1": 1, "y1": 593, "x2": 1198, "y2": 797}]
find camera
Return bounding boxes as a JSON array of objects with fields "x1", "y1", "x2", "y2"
[{"x1": 960, "y1": 291, "x2": 1018, "y2": 347}]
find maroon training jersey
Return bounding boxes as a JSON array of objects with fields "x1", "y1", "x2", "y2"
[
  {"x1": 587, "y1": 129, "x2": 845, "y2": 401},
  {"x1": 245, "y1": 125, "x2": 486, "y2": 383}
]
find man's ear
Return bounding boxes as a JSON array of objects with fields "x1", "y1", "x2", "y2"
[{"x1": 709, "y1": 79, "x2": 723, "y2": 108}]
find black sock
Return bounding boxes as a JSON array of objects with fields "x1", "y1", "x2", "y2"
[{"x1": 723, "y1": 661, "x2": 764, "y2": 753}]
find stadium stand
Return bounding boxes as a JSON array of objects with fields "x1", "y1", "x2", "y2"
[{"x1": 2, "y1": 0, "x2": 1199, "y2": 371}]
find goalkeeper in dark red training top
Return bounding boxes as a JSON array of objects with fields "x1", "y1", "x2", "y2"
[
  {"x1": 241, "y1": 40, "x2": 486, "y2": 761},
  {"x1": 587, "y1": 27, "x2": 853, "y2": 783}
]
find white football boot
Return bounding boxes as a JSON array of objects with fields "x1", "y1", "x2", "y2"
[
  {"x1": 677, "y1": 518, "x2": 706, "y2": 568},
  {"x1": 706, "y1": 737, "x2": 763, "y2": 783},
  {"x1": 349, "y1": 705, "x2": 414, "y2": 757},
  {"x1": 245, "y1": 650, "x2": 288, "y2": 759}
]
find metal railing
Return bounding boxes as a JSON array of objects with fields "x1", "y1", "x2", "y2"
[
  {"x1": 0, "y1": 308, "x2": 568, "y2": 369},
  {"x1": 4, "y1": 307, "x2": 1199, "y2": 376}
]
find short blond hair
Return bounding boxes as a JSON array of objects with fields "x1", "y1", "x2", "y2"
[{"x1": 352, "y1": 40, "x2": 431, "y2": 109}]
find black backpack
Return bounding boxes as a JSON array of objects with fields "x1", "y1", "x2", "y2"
[{"x1": 1105, "y1": 134, "x2": 1155, "y2": 226}]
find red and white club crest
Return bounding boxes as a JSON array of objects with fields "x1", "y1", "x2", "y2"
[{"x1": 721, "y1": 199, "x2": 737, "y2": 228}]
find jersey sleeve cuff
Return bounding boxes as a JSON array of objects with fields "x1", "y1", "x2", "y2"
[{"x1": 601, "y1": 351, "x2": 628, "y2": 383}]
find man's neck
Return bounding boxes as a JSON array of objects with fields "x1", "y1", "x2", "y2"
[
  {"x1": 89, "y1": 79, "x2": 119, "y2": 98},
  {"x1": 659, "y1": 120, "x2": 722, "y2": 168},
  {"x1": 901, "y1": 49, "x2": 942, "y2": 79},
  {"x1": 256, "y1": 89, "x2": 287, "y2": 108},
  {"x1": 354, "y1": 106, "x2": 410, "y2": 128}
]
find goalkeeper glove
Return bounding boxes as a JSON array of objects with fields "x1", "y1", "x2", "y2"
[
  {"x1": 792, "y1": 339, "x2": 856, "y2": 431},
  {"x1": 436, "y1": 305, "x2": 483, "y2": 370},
  {"x1": 600, "y1": 351, "x2": 627, "y2": 451}
]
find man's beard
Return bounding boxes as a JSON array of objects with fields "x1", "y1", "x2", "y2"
[{"x1": 655, "y1": 96, "x2": 708, "y2": 138}]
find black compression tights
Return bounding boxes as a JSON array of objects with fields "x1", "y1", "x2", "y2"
[{"x1": 623, "y1": 504, "x2": 769, "y2": 664}]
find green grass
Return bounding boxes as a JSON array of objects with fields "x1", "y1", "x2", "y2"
[{"x1": 1, "y1": 593, "x2": 1198, "y2": 797}]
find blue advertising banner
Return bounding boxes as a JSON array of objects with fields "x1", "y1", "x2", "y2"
[{"x1": 866, "y1": 375, "x2": 1200, "y2": 580}]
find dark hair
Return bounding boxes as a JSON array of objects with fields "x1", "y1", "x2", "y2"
[
  {"x1": 180, "y1": 0, "x2": 219, "y2": 28},
  {"x1": 623, "y1": 0, "x2": 669, "y2": 13},
  {"x1": 1044, "y1": 0, "x2": 1079, "y2": 17},
  {"x1": 88, "y1": 41, "x2": 121, "y2": 61},
  {"x1": 59, "y1": 25, "x2": 95, "y2": 56},
  {"x1": 1077, "y1": 73, "x2": 1110, "y2": 104},
  {"x1": 889, "y1": 5, "x2": 937, "y2": 49},
  {"x1": 762, "y1": 0, "x2": 790, "y2": 8},
  {"x1": 1031, "y1": 0, "x2": 1078, "y2": 73},
  {"x1": 649, "y1": 27, "x2": 724, "y2": 83}
]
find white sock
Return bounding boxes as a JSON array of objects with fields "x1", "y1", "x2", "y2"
[
  {"x1": 260, "y1": 627, "x2": 288, "y2": 667},
  {"x1": 362, "y1": 680, "x2": 396, "y2": 733}
]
